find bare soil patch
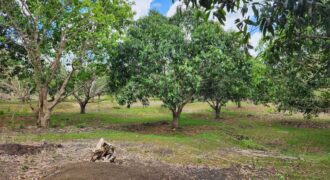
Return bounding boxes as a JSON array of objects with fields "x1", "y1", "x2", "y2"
[
  {"x1": 110, "y1": 121, "x2": 217, "y2": 135},
  {"x1": 45, "y1": 161, "x2": 271, "y2": 180},
  {"x1": 108, "y1": 121, "x2": 172, "y2": 135},
  {"x1": 120, "y1": 120, "x2": 170, "y2": 131},
  {"x1": 0, "y1": 140, "x2": 273, "y2": 179},
  {"x1": 45, "y1": 161, "x2": 190, "y2": 180},
  {"x1": 0, "y1": 161, "x2": 16, "y2": 180},
  {"x1": 279, "y1": 120, "x2": 330, "y2": 129},
  {"x1": 0, "y1": 143, "x2": 62, "y2": 156}
]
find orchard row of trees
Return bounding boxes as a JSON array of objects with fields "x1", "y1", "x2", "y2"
[
  {"x1": 109, "y1": 11, "x2": 253, "y2": 128},
  {"x1": 1, "y1": 0, "x2": 329, "y2": 128}
]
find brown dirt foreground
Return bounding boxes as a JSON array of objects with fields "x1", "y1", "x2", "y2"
[
  {"x1": 45, "y1": 161, "x2": 262, "y2": 180},
  {"x1": 45, "y1": 161, "x2": 189, "y2": 180},
  {"x1": 0, "y1": 140, "x2": 272, "y2": 180}
]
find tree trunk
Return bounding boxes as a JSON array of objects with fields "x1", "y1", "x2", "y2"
[
  {"x1": 171, "y1": 107, "x2": 182, "y2": 129},
  {"x1": 21, "y1": 97, "x2": 26, "y2": 104},
  {"x1": 39, "y1": 110, "x2": 51, "y2": 127},
  {"x1": 237, "y1": 101, "x2": 241, "y2": 108},
  {"x1": 127, "y1": 104, "x2": 131, "y2": 109},
  {"x1": 172, "y1": 112, "x2": 179, "y2": 129},
  {"x1": 214, "y1": 102, "x2": 222, "y2": 120},
  {"x1": 36, "y1": 87, "x2": 51, "y2": 128},
  {"x1": 215, "y1": 107, "x2": 221, "y2": 119},
  {"x1": 80, "y1": 102, "x2": 87, "y2": 114}
]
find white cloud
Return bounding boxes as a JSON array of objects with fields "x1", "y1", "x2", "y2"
[
  {"x1": 166, "y1": 0, "x2": 184, "y2": 17},
  {"x1": 131, "y1": 0, "x2": 154, "y2": 20},
  {"x1": 249, "y1": 32, "x2": 262, "y2": 56},
  {"x1": 222, "y1": 11, "x2": 242, "y2": 31}
]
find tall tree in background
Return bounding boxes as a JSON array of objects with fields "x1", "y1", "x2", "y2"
[
  {"x1": 193, "y1": 23, "x2": 252, "y2": 119},
  {"x1": 110, "y1": 12, "x2": 201, "y2": 129},
  {"x1": 73, "y1": 63, "x2": 108, "y2": 114},
  {"x1": 180, "y1": 0, "x2": 329, "y2": 116},
  {"x1": 250, "y1": 57, "x2": 274, "y2": 105},
  {"x1": 116, "y1": 81, "x2": 149, "y2": 108},
  {"x1": 0, "y1": 0, "x2": 132, "y2": 127}
]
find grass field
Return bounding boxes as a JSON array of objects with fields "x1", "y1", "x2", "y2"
[{"x1": 0, "y1": 98, "x2": 329, "y2": 179}]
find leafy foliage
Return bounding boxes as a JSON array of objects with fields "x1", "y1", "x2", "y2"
[
  {"x1": 0, "y1": 0, "x2": 133, "y2": 127},
  {"x1": 194, "y1": 22, "x2": 252, "y2": 118},
  {"x1": 181, "y1": 0, "x2": 330, "y2": 116},
  {"x1": 181, "y1": 0, "x2": 330, "y2": 45},
  {"x1": 116, "y1": 81, "x2": 149, "y2": 108},
  {"x1": 110, "y1": 11, "x2": 201, "y2": 128},
  {"x1": 262, "y1": 35, "x2": 329, "y2": 116}
]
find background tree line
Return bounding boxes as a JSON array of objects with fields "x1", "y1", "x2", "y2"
[{"x1": 0, "y1": 0, "x2": 328, "y2": 129}]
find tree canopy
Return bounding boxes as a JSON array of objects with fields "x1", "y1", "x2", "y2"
[
  {"x1": 181, "y1": 0, "x2": 330, "y2": 116},
  {"x1": 110, "y1": 11, "x2": 200, "y2": 128},
  {"x1": 109, "y1": 10, "x2": 253, "y2": 127},
  {"x1": 0, "y1": 0, "x2": 133, "y2": 127},
  {"x1": 194, "y1": 22, "x2": 252, "y2": 119}
]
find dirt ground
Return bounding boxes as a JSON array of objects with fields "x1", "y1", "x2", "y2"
[
  {"x1": 0, "y1": 143, "x2": 62, "y2": 156},
  {"x1": 45, "y1": 161, "x2": 191, "y2": 180},
  {"x1": 279, "y1": 120, "x2": 330, "y2": 129},
  {"x1": 0, "y1": 140, "x2": 272, "y2": 180},
  {"x1": 45, "y1": 161, "x2": 269, "y2": 180}
]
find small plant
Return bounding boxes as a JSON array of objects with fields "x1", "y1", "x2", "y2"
[
  {"x1": 76, "y1": 123, "x2": 86, "y2": 128},
  {"x1": 197, "y1": 158, "x2": 202, "y2": 164},
  {"x1": 50, "y1": 123, "x2": 58, "y2": 128},
  {"x1": 19, "y1": 122, "x2": 25, "y2": 129},
  {"x1": 267, "y1": 107, "x2": 277, "y2": 114},
  {"x1": 0, "y1": 110, "x2": 4, "y2": 115},
  {"x1": 22, "y1": 108, "x2": 29, "y2": 114},
  {"x1": 59, "y1": 122, "x2": 66, "y2": 129},
  {"x1": 276, "y1": 173, "x2": 285, "y2": 180},
  {"x1": 21, "y1": 165, "x2": 29, "y2": 172},
  {"x1": 241, "y1": 139, "x2": 265, "y2": 150}
]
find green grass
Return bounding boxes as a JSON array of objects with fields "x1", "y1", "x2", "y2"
[{"x1": 0, "y1": 99, "x2": 329, "y2": 179}]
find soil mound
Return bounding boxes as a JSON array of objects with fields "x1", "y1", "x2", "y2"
[
  {"x1": 0, "y1": 143, "x2": 62, "y2": 156},
  {"x1": 45, "y1": 162, "x2": 189, "y2": 180},
  {"x1": 45, "y1": 161, "x2": 271, "y2": 180}
]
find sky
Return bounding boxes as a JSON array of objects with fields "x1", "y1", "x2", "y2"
[{"x1": 131, "y1": 0, "x2": 261, "y2": 55}]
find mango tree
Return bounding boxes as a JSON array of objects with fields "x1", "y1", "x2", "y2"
[
  {"x1": 0, "y1": 0, "x2": 132, "y2": 127},
  {"x1": 193, "y1": 23, "x2": 252, "y2": 119},
  {"x1": 110, "y1": 12, "x2": 201, "y2": 129},
  {"x1": 73, "y1": 64, "x2": 108, "y2": 114}
]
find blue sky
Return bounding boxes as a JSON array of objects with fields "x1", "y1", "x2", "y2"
[
  {"x1": 131, "y1": 0, "x2": 177, "y2": 19},
  {"x1": 150, "y1": 0, "x2": 172, "y2": 15},
  {"x1": 131, "y1": 0, "x2": 262, "y2": 55}
]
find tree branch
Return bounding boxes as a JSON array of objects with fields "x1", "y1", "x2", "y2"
[{"x1": 48, "y1": 68, "x2": 75, "y2": 110}]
